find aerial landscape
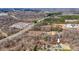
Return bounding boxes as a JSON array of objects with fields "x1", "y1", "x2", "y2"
[{"x1": 0, "y1": 8, "x2": 79, "y2": 51}]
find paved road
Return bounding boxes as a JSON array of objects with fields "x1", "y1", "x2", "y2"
[
  {"x1": 10, "y1": 15, "x2": 19, "y2": 20},
  {"x1": 57, "y1": 32, "x2": 61, "y2": 43}
]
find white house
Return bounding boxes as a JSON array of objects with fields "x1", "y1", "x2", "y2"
[{"x1": 64, "y1": 24, "x2": 79, "y2": 28}]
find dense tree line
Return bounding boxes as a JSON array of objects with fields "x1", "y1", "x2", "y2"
[{"x1": 61, "y1": 15, "x2": 79, "y2": 19}]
